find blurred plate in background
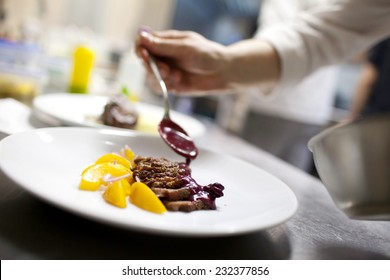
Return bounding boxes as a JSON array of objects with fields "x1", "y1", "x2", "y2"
[{"x1": 33, "y1": 93, "x2": 206, "y2": 137}]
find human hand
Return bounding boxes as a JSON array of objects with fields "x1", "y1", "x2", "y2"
[{"x1": 135, "y1": 29, "x2": 229, "y2": 95}]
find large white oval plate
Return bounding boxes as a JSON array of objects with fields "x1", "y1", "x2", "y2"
[
  {"x1": 0, "y1": 127, "x2": 297, "y2": 237},
  {"x1": 33, "y1": 93, "x2": 206, "y2": 138}
]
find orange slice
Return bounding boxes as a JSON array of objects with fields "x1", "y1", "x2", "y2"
[
  {"x1": 80, "y1": 162, "x2": 131, "y2": 191},
  {"x1": 103, "y1": 179, "x2": 128, "y2": 208},
  {"x1": 95, "y1": 153, "x2": 131, "y2": 169},
  {"x1": 123, "y1": 146, "x2": 135, "y2": 162},
  {"x1": 121, "y1": 178, "x2": 132, "y2": 196},
  {"x1": 130, "y1": 182, "x2": 167, "y2": 214}
]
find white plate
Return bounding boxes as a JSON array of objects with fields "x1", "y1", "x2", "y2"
[
  {"x1": 0, "y1": 128, "x2": 298, "y2": 237},
  {"x1": 33, "y1": 93, "x2": 206, "y2": 138}
]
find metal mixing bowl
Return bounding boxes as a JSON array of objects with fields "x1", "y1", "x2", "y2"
[{"x1": 308, "y1": 114, "x2": 390, "y2": 220}]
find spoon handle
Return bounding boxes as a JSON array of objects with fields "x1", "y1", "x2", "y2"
[{"x1": 147, "y1": 53, "x2": 170, "y2": 118}]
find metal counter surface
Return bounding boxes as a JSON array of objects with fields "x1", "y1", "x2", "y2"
[{"x1": 0, "y1": 119, "x2": 389, "y2": 260}]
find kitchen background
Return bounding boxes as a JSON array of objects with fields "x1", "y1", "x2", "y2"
[{"x1": 0, "y1": 0, "x2": 364, "y2": 172}]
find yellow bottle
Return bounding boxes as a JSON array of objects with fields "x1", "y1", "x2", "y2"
[{"x1": 69, "y1": 45, "x2": 94, "y2": 93}]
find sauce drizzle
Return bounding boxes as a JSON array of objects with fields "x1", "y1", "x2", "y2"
[{"x1": 178, "y1": 163, "x2": 224, "y2": 209}]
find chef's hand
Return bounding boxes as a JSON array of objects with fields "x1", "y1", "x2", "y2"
[
  {"x1": 136, "y1": 29, "x2": 229, "y2": 95},
  {"x1": 135, "y1": 29, "x2": 280, "y2": 95}
]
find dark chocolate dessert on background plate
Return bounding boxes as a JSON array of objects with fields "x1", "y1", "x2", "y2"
[{"x1": 101, "y1": 94, "x2": 138, "y2": 129}]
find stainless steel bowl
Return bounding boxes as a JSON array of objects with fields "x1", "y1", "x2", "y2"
[{"x1": 308, "y1": 114, "x2": 390, "y2": 220}]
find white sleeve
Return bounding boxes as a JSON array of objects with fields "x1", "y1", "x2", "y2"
[{"x1": 257, "y1": 0, "x2": 390, "y2": 91}]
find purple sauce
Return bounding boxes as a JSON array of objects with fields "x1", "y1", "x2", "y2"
[
  {"x1": 158, "y1": 118, "x2": 198, "y2": 164},
  {"x1": 178, "y1": 163, "x2": 224, "y2": 209},
  {"x1": 158, "y1": 118, "x2": 223, "y2": 209}
]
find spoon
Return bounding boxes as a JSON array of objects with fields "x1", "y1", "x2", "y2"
[{"x1": 146, "y1": 52, "x2": 198, "y2": 162}]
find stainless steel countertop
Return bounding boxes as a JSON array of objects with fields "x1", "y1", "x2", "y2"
[{"x1": 0, "y1": 117, "x2": 389, "y2": 260}]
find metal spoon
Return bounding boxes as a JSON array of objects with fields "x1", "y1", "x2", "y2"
[{"x1": 146, "y1": 52, "x2": 198, "y2": 162}]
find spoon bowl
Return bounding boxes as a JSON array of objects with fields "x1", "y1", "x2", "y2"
[
  {"x1": 159, "y1": 117, "x2": 198, "y2": 159},
  {"x1": 146, "y1": 52, "x2": 198, "y2": 161}
]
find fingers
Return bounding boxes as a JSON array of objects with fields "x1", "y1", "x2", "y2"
[
  {"x1": 172, "y1": 70, "x2": 227, "y2": 95},
  {"x1": 139, "y1": 48, "x2": 178, "y2": 92},
  {"x1": 145, "y1": 64, "x2": 223, "y2": 97},
  {"x1": 145, "y1": 67, "x2": 180, "y2": 94},
  {"x1": 153, "y1": 29, "x2": 194, "y2": 39},
  {"x1": 137, "y1": 30, "x2": 191, "y2": 59},
  {"x1": 135, "y1": 29, "x2": 198, "y2": 59},
  {"x1": 134, "y1": 28, "x2": 220, "y2": 95}
]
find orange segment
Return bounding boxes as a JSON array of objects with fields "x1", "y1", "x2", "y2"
[
  {"x1": 121, "y1": 146, "x2": 136, "y2": 168},
  {"x1": 123, "y1": 146, "x2": 135, "y2": 161},
  {"x1": 80, "y1": 162, "x2": 131, "y2": 191},
  {"x1": 121, "y1": 179, "x2": 132, "y2": 196},
  {"x1": 103, "y1": 180, "x2": 127, "y2": 208},
  {"x1": 95, "y1": 153, "x2": 131, "y2": 169},
  {"x1": 130, "y1": 182, "x2": 167, "y2": 214}
]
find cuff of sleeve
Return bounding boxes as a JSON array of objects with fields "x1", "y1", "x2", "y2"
[{"x1": 255, "y1": 24, "x2": 310, "y2": 95}]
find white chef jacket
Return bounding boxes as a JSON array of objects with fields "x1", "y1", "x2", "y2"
[
  {"x1": 253, "y1": 0, "x2": 390, "y2": 125},
  {"x1": 258, "y1": 0, "x2": 390, "y2": 96}
]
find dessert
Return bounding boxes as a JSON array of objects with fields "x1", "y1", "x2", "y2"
[{"x1": 101, "y1": 94, "x2": 138, "y2": 129}]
